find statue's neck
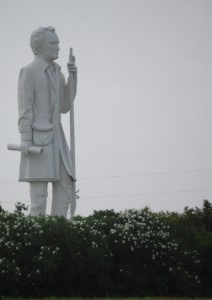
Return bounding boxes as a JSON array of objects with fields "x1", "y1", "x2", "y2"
[{"x1": 36, "y1": 54, "x2": 54, "y2": 65}]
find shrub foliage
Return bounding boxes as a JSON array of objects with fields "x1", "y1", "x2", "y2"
[{"x1": 0, "y1": 200, "x2": 211, "y2": 297}]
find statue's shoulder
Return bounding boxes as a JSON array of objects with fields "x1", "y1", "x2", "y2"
[
  {"x1": 19, "y1": 59, "x2": 46, "y2": 82},
  {"x1": 19, "y1": 61, "x2": 36, "y2": 75},
  {"x1": 25, "y1": 61, "x2": 35, "y2": 68}
]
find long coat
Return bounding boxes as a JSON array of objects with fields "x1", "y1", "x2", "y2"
[{"x1": 18, "y1": 56, "x2": 77, "y2": 182}]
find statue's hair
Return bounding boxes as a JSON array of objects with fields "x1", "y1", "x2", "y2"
[{"x1": 30, "y1": 26, "x2": 56, "y2": 55}]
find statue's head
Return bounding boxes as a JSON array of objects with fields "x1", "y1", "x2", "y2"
[{"x1": 30, "y1": 26, "x2": 59, "y2": 61}]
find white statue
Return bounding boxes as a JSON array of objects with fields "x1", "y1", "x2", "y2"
[{"x1": 17, "y1": 26, "x2": 77, "y2": 218}]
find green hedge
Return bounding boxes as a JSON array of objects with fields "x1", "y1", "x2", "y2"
[{"x1": 0, "y1": 200, "x2": 211, "y2": 297}]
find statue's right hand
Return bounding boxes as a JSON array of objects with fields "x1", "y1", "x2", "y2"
[{"x1": 20, "y1": 141, "x2": 32, "y2": 157}]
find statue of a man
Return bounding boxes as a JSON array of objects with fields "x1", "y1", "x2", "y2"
[{"x1": 18, "y1": 26, "x2": 77, "y2": 217}]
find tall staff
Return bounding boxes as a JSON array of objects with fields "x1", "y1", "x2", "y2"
[{"x1": 69, "y1": 48, "x2": 77, "y2": 218}]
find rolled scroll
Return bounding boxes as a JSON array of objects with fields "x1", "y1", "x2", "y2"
[{"x1": 7, "y1": 144, "x2": 43, "y2": 154}]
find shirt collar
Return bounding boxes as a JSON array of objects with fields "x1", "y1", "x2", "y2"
[{"x1": 34, "y1": 56, "x2": 61, "y2": 71}]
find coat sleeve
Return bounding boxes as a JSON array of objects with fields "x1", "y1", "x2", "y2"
[
  {"x1": 60, "y1": 71, "x2": 77, "y2": 114},
  {"x1": 18, "y1": 67, "x2": 34, "y2": 141}
]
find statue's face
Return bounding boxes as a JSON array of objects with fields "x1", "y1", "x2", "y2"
[{"x1": 39, "y1": 31, "x2": 60, "y2": 61}]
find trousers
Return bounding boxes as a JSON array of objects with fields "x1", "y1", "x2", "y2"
[{"x1": 29, "y1": 157, "x2": 75, "y2": 218}]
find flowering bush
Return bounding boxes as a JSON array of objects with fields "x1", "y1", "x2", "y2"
[
  {"x1": 0, "y1": 201, "x2": 211, "y2": 297},
  {"x1": 0, "y1": 205, "x2": 61, "y2": 296},
  {"x1": 88, "y1": 208, "x2": 201, "y2": 296}
]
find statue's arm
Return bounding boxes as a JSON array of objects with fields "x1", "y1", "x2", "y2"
[
  {"x1": 67, "y1": 70, "x2": 77, "y2": 100},
  {"x1": 60, "y1": 69, "x2": 77, "y2": 114},
  {"x1": 18, "y1": 68, "x2": 34, "y2": 141}
]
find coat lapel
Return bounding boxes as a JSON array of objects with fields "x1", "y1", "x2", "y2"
[
  {"x1": 33, "y1": 57, "x2": 60, "y2": 98},
  {"x1": 46, "y1": 67, "x2": 57, "y2": 94},
  {"x1": 46, "y1": 64, "x2": 61, "y2": 115}
]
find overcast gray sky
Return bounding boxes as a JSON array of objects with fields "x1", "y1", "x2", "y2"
[{"x1": 0, "y1": 0, "x2": 211, "y2": 216}]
